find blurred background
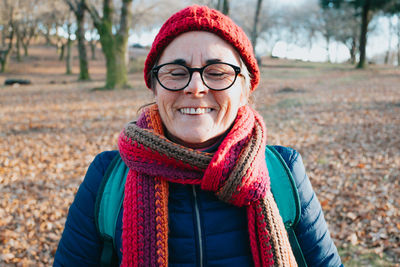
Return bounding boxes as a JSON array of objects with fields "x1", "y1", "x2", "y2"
[{"x1": 0, "y1": 0, "x2": 399, "y2": 266}]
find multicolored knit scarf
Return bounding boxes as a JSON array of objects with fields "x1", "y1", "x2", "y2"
[{"x1": 118, "y1": 104, "x2": 296, "y2": 267}]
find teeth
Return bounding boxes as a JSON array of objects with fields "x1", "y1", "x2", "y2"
[{"x1": 180, "y1": 108, "x2": 212, "y2": 115}]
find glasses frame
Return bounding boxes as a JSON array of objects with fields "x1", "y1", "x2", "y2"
[{"x1": 151, "y1": 62, "x2": 241, "y2": 91}]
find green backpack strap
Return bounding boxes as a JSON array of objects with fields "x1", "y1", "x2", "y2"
[
  {"x1": 265, "y1": 145, "x2": 307, "y2": 267},
  {"x1": 94, "y1": 154, "x2": 128, "y2": 267}
]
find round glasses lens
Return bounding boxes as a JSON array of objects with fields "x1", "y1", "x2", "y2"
[
  {"x1": 157, "y1": 64, "x2": 189, "y2": 90},
  {"x1": 203, "y1": 63, "x2": 237, "y2": 90}
]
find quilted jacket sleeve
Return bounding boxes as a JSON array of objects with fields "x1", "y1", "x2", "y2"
[
  {"x1": 273, "y1": 146, "x2": 342, "y2": 267},
  {"x1": 53, "y1": 151, "x2": 118, "y2": 267}
]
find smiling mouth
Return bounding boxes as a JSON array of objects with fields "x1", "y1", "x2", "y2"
[{"x1": 179, "y1": 107, "x2": 213, "y2": 115}]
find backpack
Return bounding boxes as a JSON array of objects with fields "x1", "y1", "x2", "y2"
[{"x1": 94, "y1": 145, "x2": 307, "y2": 266}]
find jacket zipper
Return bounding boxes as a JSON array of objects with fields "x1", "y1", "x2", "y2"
[{"x1": 192, "y1": 185, "x2": 204, "y2": 267}]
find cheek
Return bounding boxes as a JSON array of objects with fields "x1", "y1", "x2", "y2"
[
  {"x1": 240, "y1": 88, "x2": 249, "y2": 106},
  {"x1": 155, "y1": 89, "x2": 177, "y2": 125},
  {"x1": 155, "y1": 88, "x2": 170, "y2": 108},
  {"x1": 221, "y1": 87, "x2": 247, "y2": 109},
  {"x1": 214, "y1": 91, "x2": 242, "y2": 121}
]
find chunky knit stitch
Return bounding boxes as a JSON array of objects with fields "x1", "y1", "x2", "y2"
[
  {"x1": 144, "y1": 5, "x2": 260, "y2": 91},
  {"x1": 118, "y1": 104, "x2": 296, "y2": 267}
]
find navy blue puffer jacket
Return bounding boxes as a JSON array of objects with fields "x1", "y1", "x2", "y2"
[{"x1": 53, "y1": 146, "x2": 342, "y2": 266}]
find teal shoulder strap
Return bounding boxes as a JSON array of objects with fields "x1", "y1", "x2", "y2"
[
  {"x1": 265, "y1": 145, "x2": 300, "y2": 227},
  {"x1": 265, "y1": 145, "x2": 307, "y2": 267},
  {"x1": 95, "y1": 154, "x2": 128, "y2": 267}
]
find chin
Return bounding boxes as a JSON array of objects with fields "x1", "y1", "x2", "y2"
[
  {"x1": 180, "y1": 134, "x2": 210, "y2": 144},
  {"x1": 170, "y1": 129, "x2": 220, "y2": 148}
]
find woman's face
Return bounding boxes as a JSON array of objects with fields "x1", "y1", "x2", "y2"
[{"x1": 154, "y1": 31, "x2": 249, "y2": 148}]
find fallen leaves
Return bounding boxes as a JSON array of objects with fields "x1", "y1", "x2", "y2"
[
  {"x1": 258, "y1": 61, "x2": 400, "y2": 264},
  {"x1": 0, "y1": 51, "x2": 399, "y2": 265}
]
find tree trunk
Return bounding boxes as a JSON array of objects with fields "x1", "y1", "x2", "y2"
[
  {"x1": 357, "y1": 0, "x2": 371, "y2": 69},
  {"x1": 16, "y1": 28, "x2": 22, "y2": 62},
  {"x1": 98, "y1": 18, "x2": 127, "y2": 89},
  {"x1": 0, "y1": 25, "x2": 14, "y2": 73},
  {"x1": 220, "y1": 0, "x2": 230, "y2": 15},
  {"x1": 99, "y1": 23, "x2": 128, "y2": 89},
  {"x1": 59, "y1": 43, "x2": 65, "y2": 61},
  {"x1": 103, "y1": 43, "x2": 127, "y2": 89},
  {"x1": 325, "y1": 35, "x2": 331, "y2": 63},
  {"x1": 66, "y1": 23, "x2": 72, "y2": 75},
  {"x1": 1, "y1": 27, "x2": 6, "y2": 47},
  {"x1": 251, "y1": 0, "x2": 263, "y2": 54},
  {"x1": 350, "y1": 36, "x2": 357, "y2": 65},
  {"x1": 90, "y1": 40, "x2": 96, "y2": 60},
  {"x1": 45, "y1": 30, "x2": 52, "y2": 46},
  {"x1": 75, "y1": 1, "x2": 90, "y2": 80},
  {"x1": 85, "y1": 0, "x2": 133, "y2": 89},
  {"x1": 23, "y1": 42, "x2": 29, "y2": 57},
  {"x1": 21, "y1": 27, "x2": 36, "y2": 57},
  {"x1": 0, "y1": 48, "x2": 12, "y2": 72},
  {"x1": 44, "y1": 23, "x2": 53, "y2": 46},
  {"x1": 397, "y1": 16, "x2": 400, "y2": 66},
  {"x1": 397, "y1": 42, "x2": 400, "y2": 67},
  {"x1": 0, "y1": 50, "x2": 11, "y2": 72},
  {"x1": 66, "y1": 0, "x2": 90, "y2": 80},
  {"x1": 385, "y1": 18, "x2": 393, "y2": 64}
]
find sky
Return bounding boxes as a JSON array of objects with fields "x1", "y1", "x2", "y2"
[{"x1": 127, "y1": 0, "x2": 397, "y2": 64}]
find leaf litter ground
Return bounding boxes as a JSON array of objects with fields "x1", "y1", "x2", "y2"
[{"x1": 0, "y1": 46, "x2": 399, "y2": 266}]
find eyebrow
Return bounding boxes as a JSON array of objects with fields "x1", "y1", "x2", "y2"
[
  {"x1": 170, "y1": 58, "x2": 222, "y2": 65},
  {"x1": 206, "y1": 58, "x2": 222, "y2": 64},
  {"x1": 171, "y1": 59, "x2": 186, "y2": 64}
]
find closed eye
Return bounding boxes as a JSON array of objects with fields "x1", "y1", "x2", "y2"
[
  {"x1": 207, "y1": 72, "x2": 225, "y2": 76},
  {"x1": 171, "y1": 71, "x2": 187, "y2": 76}
]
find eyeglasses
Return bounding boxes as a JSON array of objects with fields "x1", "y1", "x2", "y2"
[{"x1": 151, "y1": 62, "x2": 241, "y2": 91}]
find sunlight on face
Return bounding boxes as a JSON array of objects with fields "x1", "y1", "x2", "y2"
[{"x1": 154, "y1": 31, "x2": 249, "y2": 148}]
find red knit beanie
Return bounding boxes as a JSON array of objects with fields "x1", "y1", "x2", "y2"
[{"x1": 144, "y1": 5, "x2": 260, "y2": 91}]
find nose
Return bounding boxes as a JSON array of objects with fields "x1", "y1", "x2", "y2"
[{"x1": 183, "y1": 72, "x2": 208, "y2": 96}]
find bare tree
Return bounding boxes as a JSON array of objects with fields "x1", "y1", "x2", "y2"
[
  {"x1": 0, "y1": 0, "x2": 16, "y2": 72},
  {"x1": 398, "y1": 14, "x2": 400, "y2": 66},
  {"x1": 332, "y1": 7, "x2": 360, "y2": 64},
  {"x1": 313, "y1": 5, "x2": 344, "y2": 62},
  {"x1": 11, "y1": 0, "x2": 40, "y2": 60},
  {"x1": 65, "y1": 16, "x2": 73, "y2": 75},
  {"x1": 83, "y1": 0, "x2": 133, "y2": 89},
  {"x1": 18, "y1": 18, "x2": 38, "y2": 57},
  {"x1": 87, "y1": 28, "x2": 99, "y2": 60},
  {"x1": 15, "y1": 20, "x2": 22, "y2": 61},
  {"x1": 321, "y1": 0, "x2": 396, "y2": 68},
  {"x1": 383, "y1": 0, "x2": 400, "y2": 66},
  {"x1": 64, "y1": 0, "x2": 90, "y2": 80},
  {"x1": 384, "y1": 16, "x2": 394, "y2": 64},
  {"x1": 37, "y1": 0, "x2": 70, "y2": 56},
  {"x1": 231, "y1": 0, "x2": 280, "y2": 57},
  {"x1": 130, "y1": 0, "x2": 185, "y2": 32},
  {"x1": 279, "y1": 6, "x2": 308, "y2": 52},
  {"x1": 298, "y1": 2, "x2": 322, "y2": 60},
  {"x1": 251, "y1": 0, "x2": 263, "y2": 54}
]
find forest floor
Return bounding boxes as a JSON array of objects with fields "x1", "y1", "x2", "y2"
[{"x1": 1, "y1": 45, "x2": 399, "y2": 266}]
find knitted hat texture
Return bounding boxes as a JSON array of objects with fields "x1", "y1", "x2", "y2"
[{"x1": 144, "y1": 5, "x2": 260, "y2": 91}]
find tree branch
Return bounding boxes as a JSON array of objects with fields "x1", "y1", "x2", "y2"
[
  {"x1": 118, "y1": 0, "x2": 133, "y2": 37},
  {"x1": 82, "y1": 0, "x2": 101, "y2": 27},
  {"x1": 103, "y1": 0, "x2": 112, "y2": 22},
  {"x1": 63, "y1": 0, "x2": 77, "y2": 14}
]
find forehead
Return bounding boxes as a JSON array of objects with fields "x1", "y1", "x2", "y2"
[{"x1": 158, "y1": 31, "x2": 241, "y2": 65}]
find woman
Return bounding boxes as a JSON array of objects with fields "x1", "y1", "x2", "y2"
[{"x1": 54, "y1": 5, "x2": 342, "y2": 267}]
